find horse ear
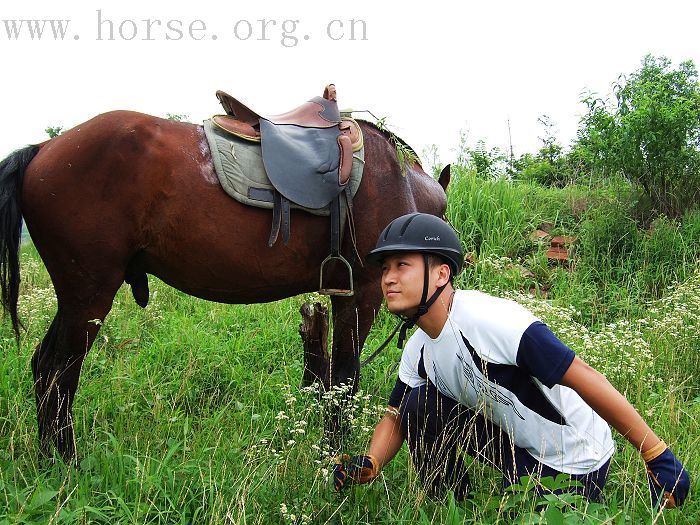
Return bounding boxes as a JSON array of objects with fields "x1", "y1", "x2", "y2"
[{"x1": 438, "y1": 164, "x2": 451, "y2": 191}]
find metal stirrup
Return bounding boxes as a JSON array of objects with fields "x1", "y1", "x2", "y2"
[
  {"x1": 319, "y1": 253, "x2": 354, "y2": 296},
  {"x1": 319, "y1": 195, "x2": 353, "y2": 296}
]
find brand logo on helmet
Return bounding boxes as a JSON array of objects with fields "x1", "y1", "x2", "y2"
[{"x1": 425, "y1": 236, "x2": 440, "y2": 241}]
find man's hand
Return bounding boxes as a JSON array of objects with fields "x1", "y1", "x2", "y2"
[
  {"x1": 332, "y1": 454, "x2": 379, "y2": 491},
  {"x1": 643, "y1": 441, "x2": 690, "y2": 508}
]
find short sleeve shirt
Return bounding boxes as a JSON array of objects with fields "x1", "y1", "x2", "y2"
[{"x1": 391, "y1": 290, "x2": 614, "y2": 475}]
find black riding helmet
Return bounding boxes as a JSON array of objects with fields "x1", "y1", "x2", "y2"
[
  {"x1": 367, "y1": 213, "x2": 463, "y2": 348},
  {"x1": 367, "y1": 213, "x2": 463, "y2": 275}
]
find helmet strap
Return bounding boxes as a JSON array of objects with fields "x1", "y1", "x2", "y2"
[{"x1": 397, "y1": 254, "x2": 449, "y2": 349}]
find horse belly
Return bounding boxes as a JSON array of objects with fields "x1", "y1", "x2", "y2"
[{"x1": 140, "y1": 203, "x2": 332, "y2": 304}]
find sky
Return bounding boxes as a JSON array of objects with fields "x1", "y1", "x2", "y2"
[{"x1": 2, "y1": 0, "x2": 700, "y2": 168}]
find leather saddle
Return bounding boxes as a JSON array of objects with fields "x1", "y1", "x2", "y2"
[
  {"x1": 215, "y1": 85, "x2": 354, "y2": 208},
  {"x1": 214, "y1": 84, "x2": 358, "y2": 296}
]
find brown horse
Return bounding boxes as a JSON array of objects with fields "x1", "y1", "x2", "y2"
[{"x1": 0, "y1": 110, "x2": 450, "y2": 461}]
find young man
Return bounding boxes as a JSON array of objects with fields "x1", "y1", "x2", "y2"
[{"x1": 333, "y1": 213, "x2": 690, "y2": 508}]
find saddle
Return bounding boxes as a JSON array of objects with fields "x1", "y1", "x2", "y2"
[{"x1": 213, "y1": 84, "x2": 361, "y2": 296}]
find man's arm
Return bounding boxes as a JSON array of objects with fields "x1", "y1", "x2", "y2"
[
  {"x1": 333, "y1": 407, "x2": 404, "y2": 491},
  {"x1": 560, "y1": 356, "x2": 690, "y2": 508},
  {"x1": 333, "y1": 362, "x2": 417, "y2": 491},
  {"x1": 367, "y1": 407, "x2": 405, "y2": 468},
  {"x1": 559, "y1": 356, "x2": 660, "y2": 452}
]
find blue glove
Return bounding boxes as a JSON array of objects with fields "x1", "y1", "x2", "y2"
[
  {"x1": 332, "y1": 454, "x2": 379, "y2": 491},
  {"x1": 644, "y1": 442, "x2": 690, "y2": 508}
]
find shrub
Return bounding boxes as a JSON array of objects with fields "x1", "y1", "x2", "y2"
[{"x1": 577, "y1": 55, "x2": 700, "y2": 217}]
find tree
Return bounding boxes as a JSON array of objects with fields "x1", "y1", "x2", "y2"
[
  {"x1": 577, "y1": 55, "x2": 700, "y2": 217},
  {"x1": 514, "y1": 116, "x2": 571, "y2": 187},
  {"x1": 467, "y1": 140, "x2": 507, "y2": 179}
]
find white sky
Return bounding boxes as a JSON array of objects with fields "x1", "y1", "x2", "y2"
[{"x1": 2, "y1": 0, "x2": 700, "y2": 167}]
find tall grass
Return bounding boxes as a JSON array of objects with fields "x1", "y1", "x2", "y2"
[
  {"x1": 1, "y1": 174, "x2": 699, "y2": 523},
  {"x1": 447, "y1": 166, "x2": 700, "y2": 327}
]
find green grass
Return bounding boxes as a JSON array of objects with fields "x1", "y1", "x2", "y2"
[
  {"x1": 1, "y1": 173, "x2": 699, "y2": 524},
  {"x1": 447, "y1": 166, "x2": 700, "y2": 327}
]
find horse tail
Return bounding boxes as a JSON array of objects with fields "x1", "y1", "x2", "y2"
[{"x1": 0, "y1": 144, "x2": 40, "y2": 340}]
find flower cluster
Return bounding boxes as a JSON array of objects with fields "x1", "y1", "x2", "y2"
[
  {"x1": 279, "y1": 502, "x2": 312, "y2": 525},
  {"x1": 508, "y1": 291, "x2": 657, "y2": 388},
  {"x1": 479, "y1": 255, "x2": 516, "y2": 271},
  {"x1": 646, "y1": 265, "x2": 700, "y2": 339},
  {"x1": 243, "y1": 379, "x2": 386, "y2": 521},
  {"x1": 506, "y1": 264, "x2": 700, "y2": 391},
  {"x1": 17, "y1": 284, "x2": 57, "y2": 332}
]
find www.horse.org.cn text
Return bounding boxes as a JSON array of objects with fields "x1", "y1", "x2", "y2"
[{"x1": 1, "y1": 10, "x2": 369, "y2": 47}]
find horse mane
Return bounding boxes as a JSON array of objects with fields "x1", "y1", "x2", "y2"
[{"x1": 356, "y1": 119, "x2": 422, "y2": 169}]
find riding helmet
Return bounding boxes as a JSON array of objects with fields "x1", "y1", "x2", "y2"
[{"x1": 367, "y1": 213, "x2": 463, "y2": 276}]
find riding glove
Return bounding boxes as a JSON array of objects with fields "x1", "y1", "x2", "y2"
[
  {"x1": 333, "y1": 454, "x2": 379, "y2": 491},
  {"x1": 643, "y1": 441, "x2": 690, "y2": 508}
]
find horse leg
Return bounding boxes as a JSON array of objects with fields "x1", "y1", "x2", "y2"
[
  {"x1": 330, "y1": 273, "x2": 383, "y2": 389},
  {"x1": 328, "y1": 274, "x2": 383, "y2": 446},
  {"x1": 30, "y1": 284, "x2": 119, "y2": 462}
]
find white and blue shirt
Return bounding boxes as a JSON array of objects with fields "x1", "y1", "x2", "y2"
[{"x1": 389, "y1": 290, "x2": 614, "y2": 475}]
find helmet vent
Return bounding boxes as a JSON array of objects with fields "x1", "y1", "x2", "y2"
[
  {"x1": 399, "y1": 213, "x2": 419, "y2": 237},
  {"x1": 382, "y1": 224, "x2": 392, "y2": 240}
]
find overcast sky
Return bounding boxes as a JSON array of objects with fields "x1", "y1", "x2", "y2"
[{"x1": 2, "y1": 0, "x2": 700, "y2": 168}]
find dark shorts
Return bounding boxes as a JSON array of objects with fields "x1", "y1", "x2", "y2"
[{"x1": 398, "y1": 382, "x2": 610, "y2": 501}]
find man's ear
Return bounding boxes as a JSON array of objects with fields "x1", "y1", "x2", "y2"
[{"x1": 436, "y1": 263, "x2": 451, "y2": 287}]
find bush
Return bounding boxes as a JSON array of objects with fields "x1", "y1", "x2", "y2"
[
  {"x1": 513, "y1": 116, "x2": 593, "y2": 188},
  {"x1": 577, "y1": 55, "x2": 700, "y2": 217},
  {"x1": 515, "y1": 153, "x2": 569, "y2": 187},
  {"x1": 569, "y1": 198, "x2": 700, "y2": 324}
]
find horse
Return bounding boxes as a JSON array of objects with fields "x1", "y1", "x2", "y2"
[{"x1": 0, "y1": 109, "x2": 450, "y2": 462}]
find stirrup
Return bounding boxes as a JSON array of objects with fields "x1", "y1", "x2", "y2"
[{"x1": 319, "y1": 253, "x2": 354, "y2": 296}]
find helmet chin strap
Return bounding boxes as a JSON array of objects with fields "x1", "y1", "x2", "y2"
[{"x1": 397, "y1": 254, "x2": 448, "y2": 349}]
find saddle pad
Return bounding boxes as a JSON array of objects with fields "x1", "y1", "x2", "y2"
[{"x1": 203, "y1": 118, "x2": 365, "y2": 216}]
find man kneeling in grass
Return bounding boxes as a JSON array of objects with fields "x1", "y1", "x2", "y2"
[{"x1": 333, "y1": 213, "x2": 690, "y2": 509}]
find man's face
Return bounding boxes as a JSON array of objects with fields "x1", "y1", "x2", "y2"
[{"x1": 380, "y1": 252, "x2": 436, "y2": 316}]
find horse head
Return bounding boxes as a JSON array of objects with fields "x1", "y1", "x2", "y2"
[{"x1": 352, "y1": 121, "x2": 450, "y2": 257}]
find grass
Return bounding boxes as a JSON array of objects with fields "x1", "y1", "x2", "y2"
[
  {"x1": 447, "y1": 166, "x2": 700, "y2": 327},
  {"x1": 1, "y1": 172, "x2": 699, "y2": 524}
]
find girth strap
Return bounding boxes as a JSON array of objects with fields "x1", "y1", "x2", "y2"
[
  {"x1": 268, "y1": 192, "x2": 291, "y2": 247},
  {"x1": 268, "y1": 187, "x2": 354, "y2": 252},
  {"x1": 281, "y1": 197, "x2": 290, "y2": 244}
]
